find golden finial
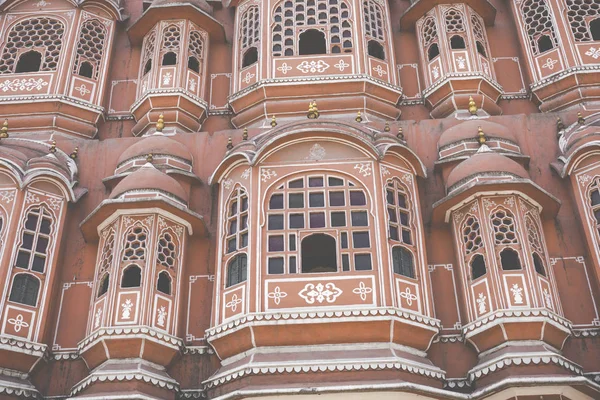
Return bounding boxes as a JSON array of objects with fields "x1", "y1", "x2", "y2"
[
  {"x1": 313, "y1": 101, "x2": 319, "y2": 118},
  {"x1": 355, "y1": 111, "x2": 363, "y2": 123},
  {"x1": 578, "y1": 112, "x2": 585, "y2": 125},
  {"x1": 468, "y1": 96, "x2": 477, "y2": 115},
  {"x1": 69, "y1": 147, "x2": 78, "y2": 160},
  {"x1": 49, "y1": 139, "x2": 56, "y2": 154},
  {"x1": 397, "y1": 127, "x2": 404, "y2": 141},
  {"x1": 156, "y1": 114, "x2": 165, "y2": 133},
  {"x1": 0, "y1": 119, "x2": 8, "y2": 140},
  {"x1": 270, "y1": 115, "x2": 277, "y2": 128},
  {"x1": 242, "y1": 128, "x2": 248, "y2": 140},
  {"x1": 384, "y1": 122, "x2": 390, "y2": 132},
  {"x1": 557, "y1": 117, "x2": 565, "y2": 131},
  {"x1": 226, "y1": 136, "x2": 233, "y2": 150},
  {"x1": 308, "y1": 101, "x2": 320, "y2": 119},
  {"x1": 477, "y1": 126, "x2": 486, "y2": 145},
  {"x1": 146, "y1": 153, "x2": 153, "y2": 163}
]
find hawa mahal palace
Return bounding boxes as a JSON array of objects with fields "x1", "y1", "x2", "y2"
[{"x1": 0, "y1": 0, "x2": 598, "y2": 398}]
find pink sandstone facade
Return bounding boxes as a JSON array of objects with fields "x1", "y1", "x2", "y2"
[{"x1": 0, "y1": 0, "x2": 598, "y2": 399}]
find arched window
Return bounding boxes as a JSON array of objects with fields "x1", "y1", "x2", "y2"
[
  {"x1": 392, "y1": 246, "x2": 415, "y2": 278},
  {"x1": 367, "y1": 40, "x2": 385, "y2": 60},
  {"x1": 476, "y1": 42, "x2": 487, "y2": 57},
  {"x1": 162, "y1": 51, "x2": 177, "y2": 66},
  {"x1": 470, "y1": 254, "x2": 487, "y2": 279},
  {"x1": 143, "y1": 59, "x2": 152, "y2": 76},
  {"x1": 99, "y1": 230, "x2": 115, "y2": 274},
  {"x1": 188, "y1": 30, "x2": 204, "y2": 73},
  {"x1": 491, "y1": 208, "x2": 518, "y2": 245},
  {"x1": 240, "y1": 5, "x2": 260, "y2": 67},
  {"x1": 500, "y1": 248, "x2": 522, "y2": 270},
  {"x1": 364, "y1": 0, "x2": 386, "y2": 60},
  {"x1": 471, "y1": 14, "x2": 489, "y2": 58},
  {"x1": 122, "y1": 226, "x2": 148, "y2": 261},
  {"x1": 0, "y1": 17, "x2": 65, "y2": 74},
  {"x1": 301, "y1": 234, "x2": 337, "y2": 273},
  {"x1": 160, "y1": 24, "x2": 181, "y2": 66},
  {"x1": 450, "y1": 35, "x2": 466, "y2": 49},
  {"x1": 272, "y1": 0, "x2": 352, "y2": 56},
  {"x1": 15, "y1": 51, "x2": 42, "y2": 73},
  {"x1": 589, "y1": 179, "x2": 600, "y2": 238},
  {"x1": 141, "y1": 30, "x2": 156, "y2": 77},
  {"x1": 157, "y1": 231, "x2": 178, "y2": 269},
  {"x1": 421, "y1": 16, "x2": 439, "y2": 61},
  {"x1": 121, "y1": 265, "x2": 142, "y2": 288},
  {"x1": 73, "y1": 19, "x2": 107, "y2": 80},
  {"x1": 444, "y1": 7, "x2": 465, "y2": 32},
  {"x1": 386, "y1": 180, "x2": 413, "y2": 245},
  {"x1": 428, "y1": 44, "x2": 440, "y2": 61},
  {"x1": 9, "y1": 273, "x2": 39, "y2": 306},
  {"x1": 299, "y1": 29, "x2": 326, "y2": 55},
  {"x1": 225, "y1": 187, "x2": 249, "y2": 254},
  {"x1": 520, "y1": 0, "x2": 558, "y2": 55},
  {"x1": 16, "y1": 206, "x2": 53, "y2": 274},
  {"x1": 566, "y1": 0, "x2": 600, "y2": 42},
  {"x1": 157, "y1": 271, "x2": 171, "y2": 295},
  {"x1": 97, "y1": 273, "x2": 109, "y2": 297},
  {"x1": 525, "y1": 214, "x2": 547, "y2": 277},
  {"x1": 532, "y1": 253, "x2": 546, "y2": 276},
  {"x1": 226, "y1": 254, "x2": 247, "y2": 287}
]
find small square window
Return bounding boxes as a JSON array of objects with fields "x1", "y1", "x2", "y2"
[
  {"x1": 289, "y1": 193, "x2": 304, "y2": 208},
  {"x1": 269, "y1": 194, "x2": 284, "y2": 209},
  {"x1": 402, "y1": 229, "x2": 412, "y2": 245},
  {"x1": 22, "y1": 233, "x2": 34, "y2": 250},
  {"x1": 268, "y1": 235, "x2": 284, "y2": 252},
  {"x1": 240, "y1": 215, "x2": 248, "y2": 230},
  {"x1": 350, "y1": 191, "x2": 366, "y2": 206},
  {"x1": 329, "y1": 191, "x2": 345, "y2": 206},
  {"x1": 353, "y1": 232, "x2": 370, "y2": 248},
  {"x1": 389, "y1": 226, "x2": 399, "y2": 241},
  {"x1": 36, "y1": 237, "x2": 49, "y2": 254},
  {"x1": 268, "y1": 257, "x2": 285, "y2": 274},
  {"x1": 289, "y1": 179, "x2": 304, "y2": 188},
  {"x1": 229, "y1": 220, "x2": 237, "y2": 235},
  {"x1": 331, "y1": 211, "x2": 346, "y2": 227},
  {"x1": 400, "y1": 212, "x2": 409, "y2": 226},
  {"x1": 398, "y1": 193, "x2": 407, "y2": 208},
  {"x1": 328, "y1": 177, "x2": 344, "y2": 186},
  {"x1": 388, "y1": 207, "x2": 397, "y2": 223},
  {"x1": 310, "y1": 212, "x2": 326, "y2": 228},
  {"x1": 16, "y1": 251, "x2": 30, "y2": 269},
  {"x1": 309, "y1": 192, "x2": 325, "y2": 207},
  {"x1": 32, "y1": 255, "x2": 46, "y2": 273},
  {"x1": 309, "y1": 177, "x2": 324, "y2": 187},
  {"x1": 230, "y1": 201, "x2": 238, "y2": 216},
  {"x1": 227, "y1": 237, "x2": 236, "y2": 253},
  {"x1": 241, "y1": 196, "x2": 249, "y2": 212},
  {"x1": 351, "y1": 211, "x2": 368, "y2": 227},
  {"x1": 354, "y1": 254, "x2": 372, "y2": 270},
  {"x1": 290, "y1": 213, "x2": 304, "y2": 229},
  {"x1": 268, "y1": 214, "x2": 284, "y2": 230},
  {"x1": 241, "y1": 233, "x2": 248, "y2": 247}
]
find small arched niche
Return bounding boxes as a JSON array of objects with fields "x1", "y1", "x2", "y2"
[
  {"x1": 500, "y1": 248, "x2": 521, "y2": 271},
  {"x1": 15, "y1": 50, "x2": 42, "y2": 73},
  {"x1": 299, "y1": 29, "x2": 326, "y2": 55},
  {"x1": 301, "y1": 233, "x2": 337, "y2": 273},
  {"x1": 121, "y1": 265, "x2": 142, "y2": 288}
]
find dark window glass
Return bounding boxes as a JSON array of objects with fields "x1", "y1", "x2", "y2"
[
  {"x1": 299, "y1": 29, "x2": 326, "y2": 55},
  {"x1": 354, "y1": 254, "x2": 372, "y2": 271},
  {"x1": 9, "y1": 274, "x2": 39, "y2": 306},
  {"x1": 289, "y1": 256, "x2": 297, "y2": 273},
  {"x1": 32, "y1": 255, "x2": 45, "y2": 273},
  {"x1": 289, "y1": 234, "x2": 296, "y2": 251},
  {"x1": 388, "y1": 207, "x2": 397, "y2": 223},
  {"x1": 351, "y1": 211, "x2": 368, "y2": 227},
  {"x1": 328, "y1": 177, "x2": 344, "y2": 186},
  {"x1": 289, "y1": 179, "x2": 304, "y2": 188},
  {"x1": 162, "y1": 51, "x2": 177, "y2": 66},
  {"x1": 341, "y1": 232, "x2": 348, "y2": 249},
  {"x1": 392, "y1": 247, "x2": 415, "y2": 278},
  {"x1": 15, "y1": 50, "x2": 42, "y2": 73},
  {"x1": 389, "y1": 226, "x2": 399, "y2": 241},
  {"x1": 268, "y1": 235, "x2": 284, "y2": 252},
  {"x1": 227, "y1": 237, "x2": 236, "y2": 253},
  {"x1": 402, "y1": 229, "x2": 412, "y2": 245},
  {"x1": 270, "y1": 194, "x2": 284, "y2": 209},
  {"x1": 476, "y1": 41, "x2": 487, "y2": 57},
  {"x1": 537, "y1": 34, "x2": 554, "y2": 53},
  {"x1": 591, "y1": 189, "x2": 600, "y2": 205},
  {"x1": 309, "y1": 192, "x2": 325, "y2": 207},
  {"x1": 353, "y1": 232, "x2": 370, "y2": 248},
  {"x1": 329, "y1": 191, "x2": 345, "y2": 206},
  {"x1": 289, "y1": 193, "x2": 304, "y2": 208},
  {"x1": 16, "y1": 251, "x2": 30, "y2": 269},
  {"x1": 25, "y1": 215, "x2": 38, "y2": 230},
  {"x1": 241, "y1": 197, "x2": 249, "y2": 212},
  {"x1": 23, "y1": 233, "x2": 34, "y2": 249},
  {"x1": 450, "y1": 35, "x2": 466, "y2": 49},
  {"x1": 342, "y1": 254, "x2": 350, "y2": 271},
  {"x1": 470, "y1": 254, "x2": 486, "y2": 279},
  {"x1": 428, "y1": 43, "x2": 440, "y2": 61},
  {"x1": 227, "y1": 254, "x2": 247, "y2": 287},
  {"x1": 301, "y1": 234, "x2": 337, "y2": 273},
  {"x1": 386, "y1": 190, "x2": 395, "y2": 205},
  {"x1": 309, "y1": 177, "x2": 324, "y2": 187},
  {"x1": 349, "y1": 191, "x2": 366, "y2": 206},
  {"x1": 533, "y1": 253, "x2": 546, "y2": 276},
  {"x1": 78, "y1": 61, "x2": 94, "y2": 78},
  {"x1": 310, "y1": 212, "x2": 326, "y2": 228},
  {"x1": 98, "y1": 273, "x2": 110, "y2": 297},
  {"x1": 331, "y1": 211, "x2": 346, "y2": 227},
  {"x1": 242, "y1": 47, "x2": 258, "y2": 68},
  {"x1": 500, "y1": 248, "x2": 522, "y2": 270},
  {"x1": 268, "y1": 214, "x2": 284, "y2": 230},
  {"x1": 157, "y1": 272, "x2": 171, "y2": 295},
  {"x1": 397, "y1": 194, "x2": 407, "y2": 208},
  {"x1": 188, "y1": 56, "x2": 200, "y2": 73},
  {"x1": 289, "y1": 213, "x2": 304, "y2": 229},
  {"x1": 241, "y1": 233, "x2": 249, "y2": 248},
  {"x1": 229, "y1": 220, "x2": 238, "y2": 235},
  {"x1": 591, "y1": 19, "x2": 600, "y2": 41},
  {"x1": 367, "y1": 40, "x2": 385, "y2": 60},
  {"x1": 121, "y1": 265, "x2": 142, "y2": 288},
  {"x1": 268, "y1": 257, "x2": 285, "y2": 274}
]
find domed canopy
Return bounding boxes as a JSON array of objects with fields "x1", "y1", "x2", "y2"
[
  {"x1": 117, "y1": 135, "x2": 193, "y2": 166},
  {"x1": 447, "y1": 151, "x2": 529, "y2": 190},
  {"x1": 150, "y1": 0, "x2": 213, "y2": 13},
  {"x1": 438, "y1": 120, "x2": 517, "y2": 149},
  {"x1": 110, "y1": 165, "x2": 188, "y2": 202}
]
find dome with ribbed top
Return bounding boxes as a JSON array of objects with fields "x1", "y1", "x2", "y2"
[
  {"x1": 117, "y1": 135, "x2": 192, "y2": 166},
  {"x1": 439, "y1": 120, "x2": 517, "y2": 149},
  {"x1": 447, "y1": 151, "x2": 529, "y2": 190},
  {"x1": 110, "y1": 164, "x2": 188, "y2": 202}
]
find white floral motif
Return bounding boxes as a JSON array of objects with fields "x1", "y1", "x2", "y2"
[
  {"x1": 121, "y1": 299, "x2": 133, "y2": 319},
  {"x1": 188, "y1": 78, "x2": 197, "y2": 91},
  {"x1": 157, "y1": 306, "x2": 167, "y2": 327},
  {"x1": 432, "y1": 66, "x2": 440, "y2": 79},
  {"x1": 0, "y1": 190, "x2": 15, "y2": 203},
  {"x1": 225, "y1": 293, "x2": 243, "y2": 312},
  {"x1": 453, "y1": 211, "x2": 464, "y2": 224},
  {"x1": 469, "y1": 202, "x2": 479, "y2": 213},
  {"x1": 7, "y1": 314, "x2": 29, "y2": 333},
  {"x1": 402, "y1": 174, "x2": 413, "y2": 184},
  {"x1": 354, "y1": 163, "x2": 372, "y2": 177},
  {"x1": 25, "y1": 192, "x2": 40, "y2": 204},
  {"x1": 241, "y1": 168, "x2": 251, "y2": 180},
  {"x1": 483, "y1": 63, "x2": 490, "y2": 76},
  {"x1": 585, "y1": 47, "x2": 600, "y2": 59},
  {"x1": 46, "y1": 197, "x2": 62, "y2": 210},
  {"x1": 510, "y1": 284, "x2": 524, "y2": 304},
  {"x1": 372, "y1": 65, "x2": 387, "y2": 77},
  {"x1": 399, "y1": 286, "x2": 418, "y2": 306},
  {"x1": 352, "y1": 281, "x2": 373, "y2": 301},
  {"x1": 299, "y1": 282, "x2": 342, "y2": 304},
  {"x1": 380, "y1": 165, "x2": 391, "y2": 176},
  {"x1": 542, "y1": 58, "x2": 558, "y2": 70},
  {"x1": 334, "y1": 59, "x2": 350, "y2": 71},
  {"x1": 306, "y1": 144, "x2": 326, "y2": 161},
  {"x1": 456, "y1": 56, "x2": 467, "y2": 69},
  {"x1": 277, "y1": 63, "x2": 292, "y2": 74},
  {"x1": 476, "y1": 292, "x2": 487, "y2": 314},
  {"x1": 543, "y1": 288, "x2": 553, "y2": 309},
  {"x1": 0, "y1": 78, "x2": 48, "y2": 92},
  {"x1": 503, "y1": 197, "x2": 515, "y2": 208},
  {"x1": 577, "y1": 174, "x2": 592, "y2": 186},
  {"x1": 482, "y1": 198, "x2": 496, "y2": 210},
  {"x1": 162, "y1": 72, "x2": 172, "y2": 85},
  {"x1": 261, "y1": 168, "x2": 277, "y2": 182},
  {"x1": 297, "y1": 60, "x2": 330, "y2": 74},
  {"x1": 222, "y1": 179, "x2": 233, "y2": 190},
  {"x1": 242, "y1": 71, "x2": 255, "y2": 84},
  {"x1": 267, "y1": 286, "x2": 288, "y2": 305},
  {"x1": 94, "y1": 308, "x2": 102, "y2": 329},
  {"x1": 35, "y1": 0, "x2": 51, "y2": 6},
  {"x1": 75, "y1": 84, "x2": 91, "y2": 97}
]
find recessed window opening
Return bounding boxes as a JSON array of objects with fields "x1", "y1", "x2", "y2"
[
  {"x1": 450, "y1": 35, "x2": 466, "y2": 49},
  {"x1": 143, "y1": 59, "x2": 152, "y2": 75},
  {"x1": 368, "y1": 40, "x2": 385, "y2": 60},
  {"x1": 476, "y1": 41, "x2": 487, "y2": 57},
  {"x1": 78, "y1": 61, "x2": 94, "y2": 79},
  {"x1": 428, "y1": 43, "x2": 439, "y2": 61},
  {"x1": 392, "y1": 246, "x2": 415, "y2": 278},
  {"x1": 162, "y1": 51, "x2": 177, "y2": 66},
  {"x1": 9, "y1": 273, "x2": 39, "y2": 306},
  {"x1": 227, "y1": 254, "x2": 247, "y2": 287},
  {"x1": 536, "y1": 34, "x2": 554, "y2": 53},
  {"x1": 242, "y1": 47, "x2": 258, "y2": 68},
  {"x1": 533, "y1": 253, "x2": 546, "y2": 276},
  {"x1": 591, "y1": 18, "x2": 600, "y2": 41},
  {"x1": 188, "y1": 56, "x2": 200, "y2": 73},
  {"x1": 157, "y1": 271, "x2": 172, "y2": 294},
  {"x1": 500, "y1": 248, "x2": 521, "y2": 270},
  {"x1": 299, "y1": 29, "x2": 326, "y2": 55},
  {"x1": 97, "y1": 273, "x2": 110, "y2": 297},
  {"x1": 121, "y1": 265, "x2": 142, "y2": 288},
  {"x1": 15, "y1": 50, "x2": 42, "y2": 73},
  {"x1": 470, "y1": 254, "x2": 486, "y2": 279},
  {"x1": 301, "y1": 234, "x2": 337, "y2": 273}
]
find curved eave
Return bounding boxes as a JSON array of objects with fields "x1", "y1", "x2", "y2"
[
  {"x1": 80, "y1": 197, "x2": 206, "y2": 242},
  {"x1": 432, "y1": 179, "x2": 561, "y2": 224},
  {"x1": 127, "y1": 4, "x2": 226, "y2": 45},
  {"x1": 0, "y1": 0, "x2": 126, "y2": 20},
  {"x1": 559, "y1": 139, "x2": 600, "y2": 178},
  {"x1": 377, "y1": 143, "x2": 427, "y2": 178},
  {"x1": 103, "y1": 169, "x2": 201, "y2": 190},
  {"x1": 434, "y1": 153, "x2": 530, "y2": 170},
  {"x1": 399, "y1": 0, "x2": 496, "y2": 30}
]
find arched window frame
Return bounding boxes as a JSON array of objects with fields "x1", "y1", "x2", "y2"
[
  {"x1": 8, "y1": 272, "x2": 40, "y2": 307},
  {"x1": 121, "y1": 224, "x2": 149, "y2": 263},
  {"x1": 15, "y1": 205, "x2": 54, "y2": 275},
  {"x1": 264, "y1": 173, "x2": 374, "y2": 275},
  {"x1": 156, "y1": 270, "x2": 172, "y2": 295},
  {"x1": 565, "y1": 0, "x2": 600, "y2": 42},
  {"x1": 420, "y1": 15, "x2": 440, "y2": 62},
  {"x1": 73, "y1": 18, "x2": 108, "y2": 80},
  {"x1": 240, "y1": 5, "x2": 260, "y2": 68},
  {"x1": 226, "y1": 252, "x2": 248, "y2": 287},
  {"x1": 461, "y1": 213, "x2": 487, "y2": 280},
  {"x1": 271, "y1": 0, "x2": 354, "y2": 56},
  {"x1": 0, "y1": 16, "x2": 66, "y2": 74},
  {"x1": 524, "y1": 213, "x2": 548, "y2": 276},
  {"x1": 156, "y1": 227, "x2": 180, "y2": 270},
  {"x1": 224, "y1": 186, "x2": 249, "y2": 255},
  {"x1": 587, "y1": 177, "x2": 600, "y2": 242},
  {"x1": 121, "y1": 264, "x2": 143, "y2": 288},
  {"x1": 160, "y1": 24, "x2": 181, "y2": 66},
  {"x1": 97, "y1": 272, "x2": 110, "y2": 298},
  {"x1": 489, "y1": 206, "x2": 522, "y2": 271},
  {"x1": 363, "y1": 0, "x2": 387, "y2": 60},
  {"x1": 141, "y1": 28, "x2": 157, "y2": 78},
  {"x1": 470, "y1": 13, "x2": 490, "y2": 59},
  {"x1": 519, "y1": 0, "x2": 559, "y2": 55},
  {"x1": 187, "y1": 29, "x2": 205, "y2": 73}
]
